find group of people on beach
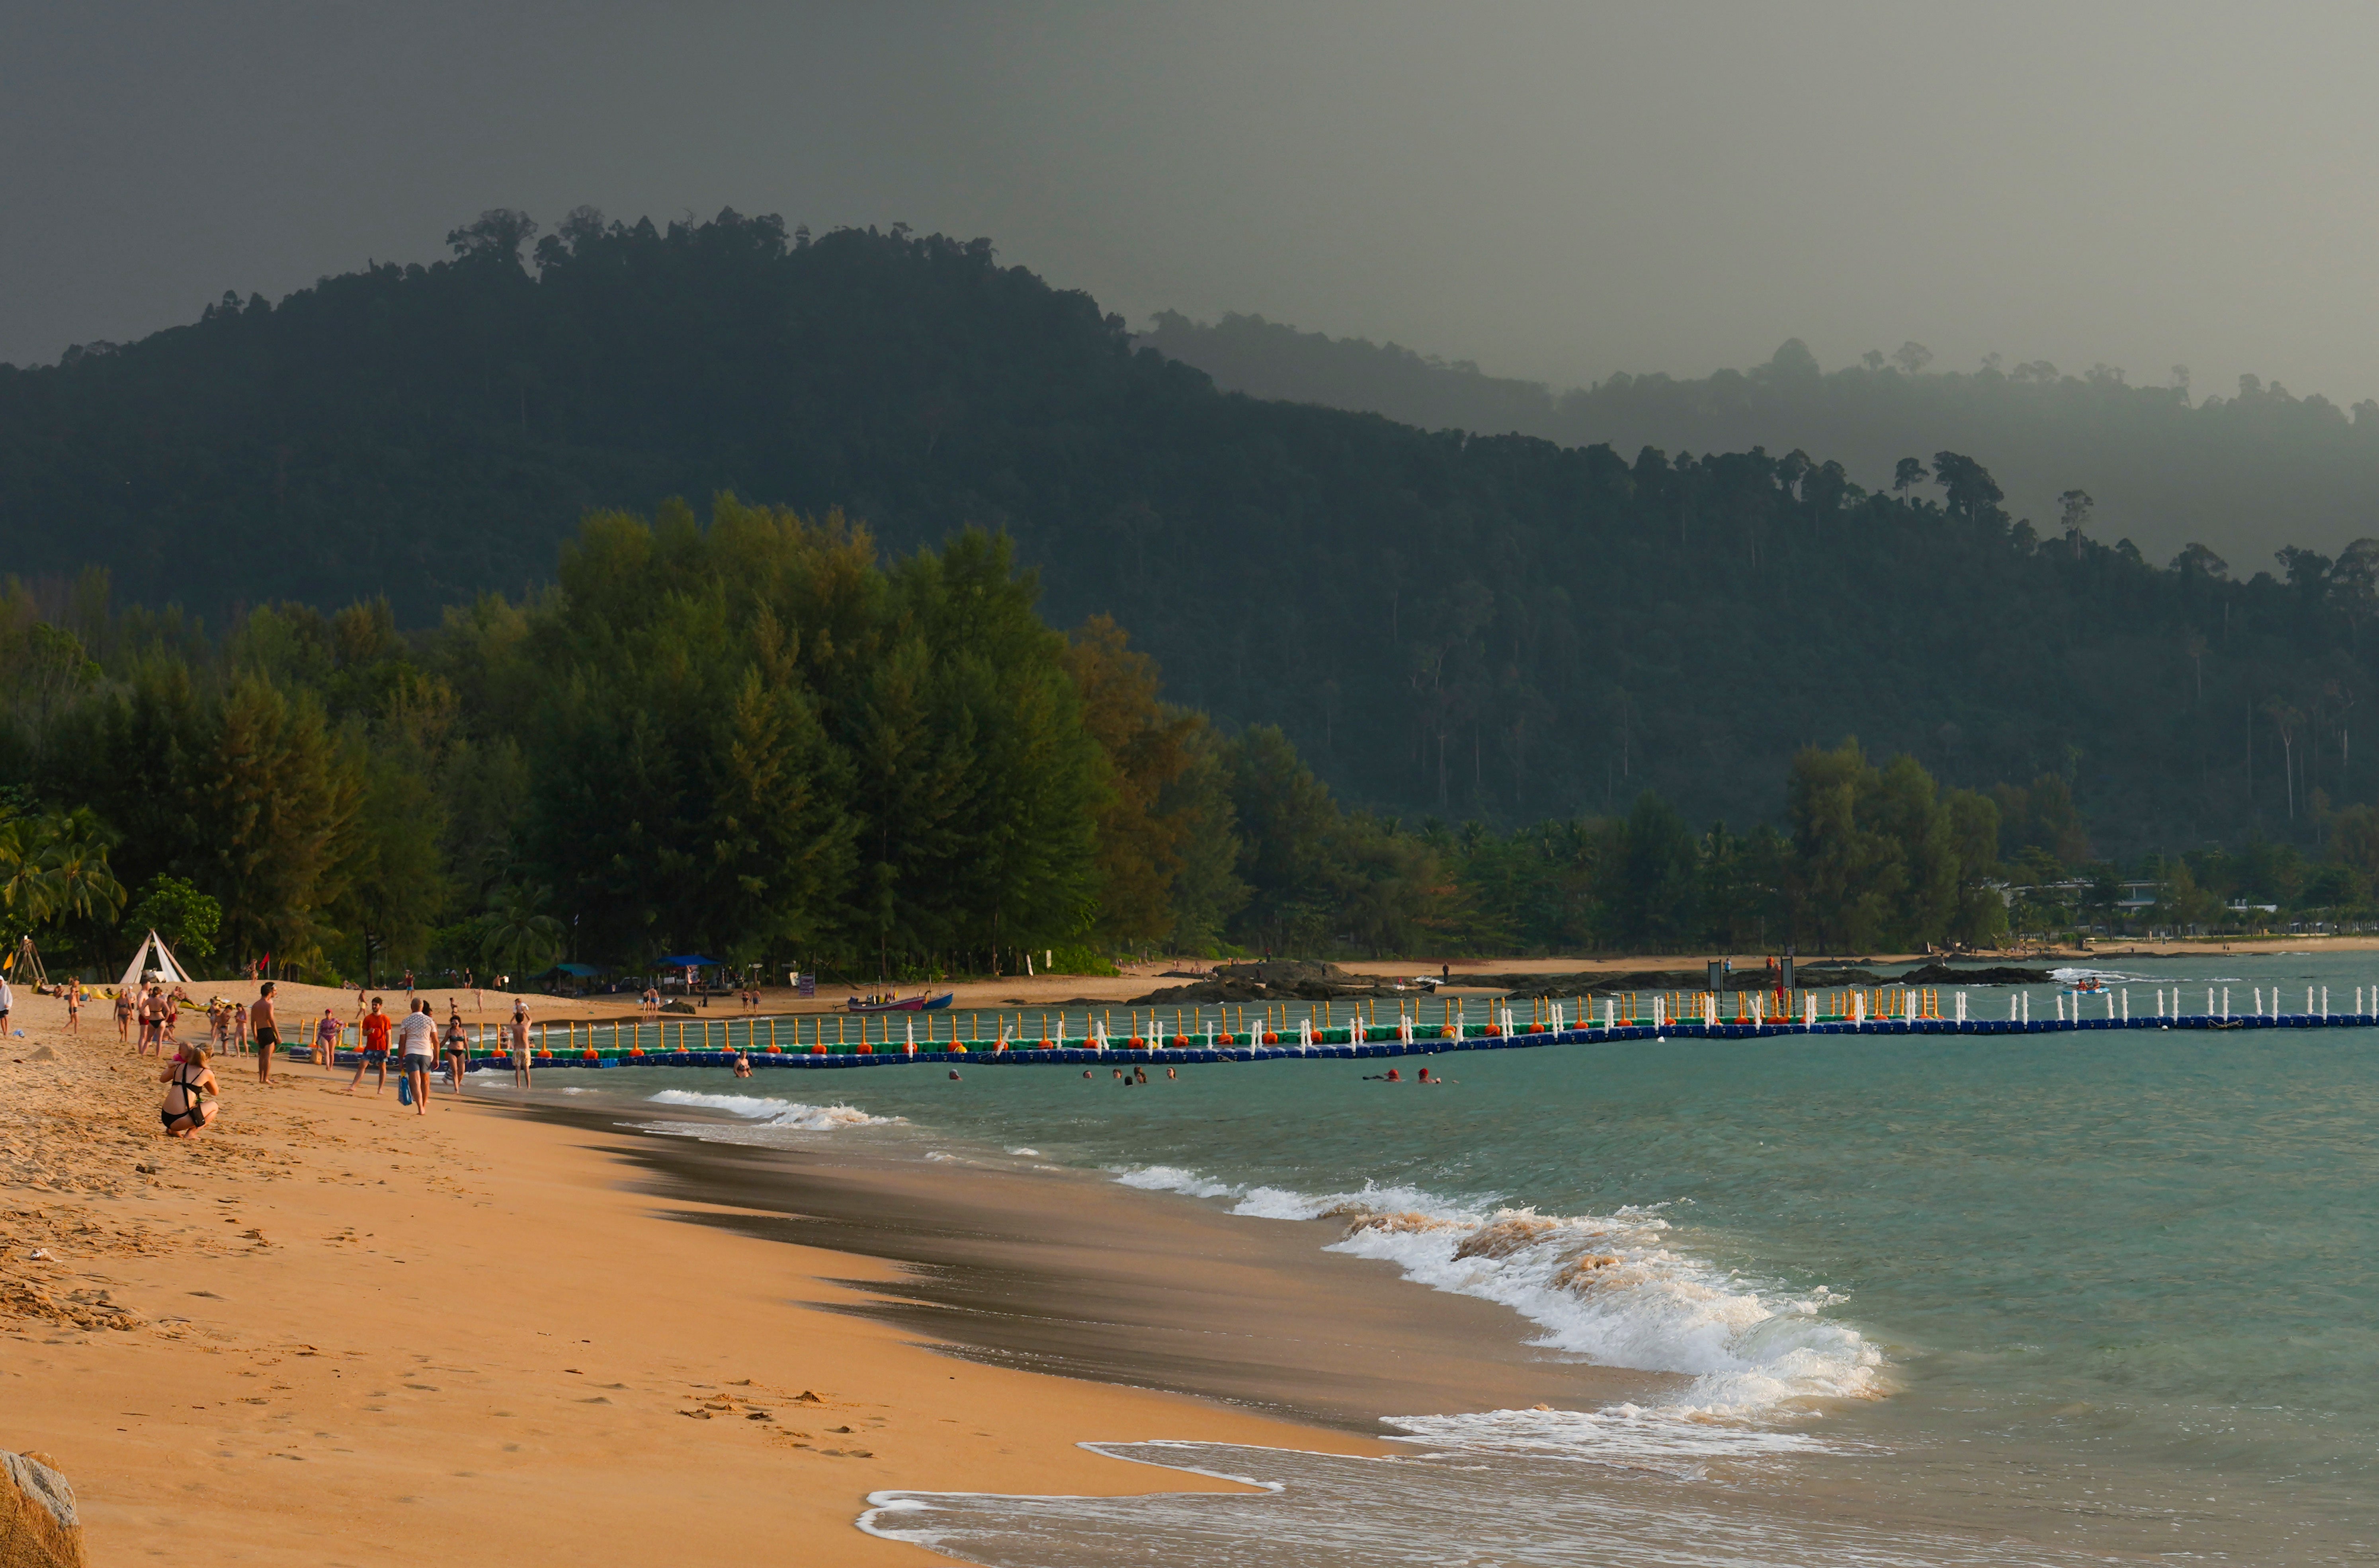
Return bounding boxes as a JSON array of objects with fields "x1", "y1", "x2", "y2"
[
  {"x1": 135, "y1": 976, "x2": 538, "y2": 1138},
  {"x1": 346, "y1": 994, "x2": 536, "y2": 1107}
]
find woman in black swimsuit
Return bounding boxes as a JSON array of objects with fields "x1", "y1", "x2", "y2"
[{"x1": 159, "y1": 1046, "x2": 219, "y2": 1137}]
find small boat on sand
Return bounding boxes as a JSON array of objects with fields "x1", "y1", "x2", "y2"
[{"x1": 844, "y1": 992, "x2": 954, "y2": 1013}]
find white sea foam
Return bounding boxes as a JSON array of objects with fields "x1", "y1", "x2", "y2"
[
  {"x1": 1106, "y1": 1165, "x2": 1885, "y2": 1419},
  {"x1": 644, "y1": 1089, "x2": 902, "y2": 1130},
  {"x1": 1385, "y1": 1404, "x2": 1845, "y2": 1466},
  {"x1": 2048, "y1": 967, "x2": 2154, "y2": 984},
  {"x1": 1110, "y1": 1164, "x2": 1236, "y2": 1199}
]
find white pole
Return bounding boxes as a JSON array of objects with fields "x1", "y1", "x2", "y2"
[
  {"x1": 2121, "y1": 989, "x2": 2128, "y2": 1021},
  {"x1": 2023, "y1": 992, "x2": 2030, "y2": 1023},
  {"x1": 2222, "y1": 987, "x2": 2229, "y2": 1019},
  {"x1": 2010, "y1": 993, "x2": 2019, "y2": 1021},
  {"x1": 1955, "y1": 990, "x2": 1967, "y2": 1022}
]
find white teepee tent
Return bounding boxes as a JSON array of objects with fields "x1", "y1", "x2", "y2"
[{"x1": 118, "y1": 929, "x2": 191, "y2": 989}]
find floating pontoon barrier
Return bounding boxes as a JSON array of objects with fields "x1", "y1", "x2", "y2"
[{"x1": 301, "y1": 999, "x2": 2375, "y2": 1072}]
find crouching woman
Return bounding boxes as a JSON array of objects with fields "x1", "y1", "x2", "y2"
[{"x1": 160, "y1": 1045, "x2": 219, "y2": 1137}]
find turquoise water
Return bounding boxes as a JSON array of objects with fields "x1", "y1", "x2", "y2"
[{"x1": 529, "y1": 955, "x2": 2379, "y2": 1562}]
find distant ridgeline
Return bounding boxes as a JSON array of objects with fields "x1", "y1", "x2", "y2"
[
  {"x1": 4, "y1": 210, "x2": 2375, "y2": 857},
  {"x1": 1140, "y1": 311, "x2": 2379, "y2": 576}
]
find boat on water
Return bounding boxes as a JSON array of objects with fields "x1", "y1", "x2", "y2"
[
  {"x1": 2062, "y1": 976, "x2": 2108, "y2": 996},
  {"x1": 843, "y1": 992, "x2": 954, "y2": 1013}
]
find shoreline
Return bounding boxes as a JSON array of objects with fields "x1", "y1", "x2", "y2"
[
  {"x1": 0, "y1": 991, "x2": 1398, "y2": 1565},
  {"x1": 54, "y1": 930, "x2": 2350, "y2": 1035}
]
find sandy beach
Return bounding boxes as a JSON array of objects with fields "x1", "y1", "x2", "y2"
[{"x1": 0, "y1": 986, "x2": 1408, "y2": 1565}]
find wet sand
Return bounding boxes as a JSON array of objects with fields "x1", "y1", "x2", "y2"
[{"x1": 568, "y1": 1102, "x2": 1674, "y2": 1430}]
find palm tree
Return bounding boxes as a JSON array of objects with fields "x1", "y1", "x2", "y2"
[
  {"x1": 39, "y1": 812, "x2": 128, "y2": 929},
  {"x1": 480, "y1": 884, "x2": 564, "y2": 979},
  {"x1": 0, "y1": 818, "x2": 52, "y2": 927}
]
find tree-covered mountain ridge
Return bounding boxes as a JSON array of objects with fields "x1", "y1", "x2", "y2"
[
  {"x1": 3, "y1": 207, "x2": 2374, "y2": 857},
  {"x1": 1141, "y1": 311, "x2": 2379, "y2": 574}
]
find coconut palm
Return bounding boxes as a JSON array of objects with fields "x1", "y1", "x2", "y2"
[
  {"x1": 39, "y1": 813, "x2": 128, "y2": 929},
  {"x1": 0, "y1": 817, "x2": 52, "y2": 925},
  {"x1": 480, "y1": 884, "x2": 565, "y2": 978}
]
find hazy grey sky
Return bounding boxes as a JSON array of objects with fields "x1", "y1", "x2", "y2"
[{"x1": 7, "y1": 2, "x2": 2377, "y2": 402}]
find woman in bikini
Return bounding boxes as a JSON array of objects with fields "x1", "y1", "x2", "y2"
[
  {"x1": 442, "y1": 1009, "x2": 470, "y2": 1091},
  {"x1": 159, "y1": 1045, "x2": 219, "y2": 1137}
]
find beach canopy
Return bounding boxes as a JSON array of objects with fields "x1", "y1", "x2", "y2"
[
  {"x1": 656, "y1": 954, "x2": 723, "y2": 968},
  {"x1": 118, "y1": 929, "x2": 191, "y2": 988},
  {"x1": 550, "y1": 962, "x2": 604, "y2": 977}
]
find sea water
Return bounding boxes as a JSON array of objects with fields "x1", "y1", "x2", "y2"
[{"x1": 541, "y1": 955, "x2": 2379, "y2": 1562}]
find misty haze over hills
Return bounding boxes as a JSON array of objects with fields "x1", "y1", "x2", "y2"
[
  {"x1": 1142, "y1": 312, "x2": 2379, "y2": 576},
  {"x1": 6, "y1": 211, "x2": 2376, "y2": 863}
]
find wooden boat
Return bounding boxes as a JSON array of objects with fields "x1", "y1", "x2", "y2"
[{"x1": 843, "y1": 992, "x2": 955, "y2": 1013}]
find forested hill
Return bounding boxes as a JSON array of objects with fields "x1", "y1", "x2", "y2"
[
  {"x1": 1140, "y1": 312, "x2": 2379, "y2": 574},
  {"x1": 4, "y1": 209, "x2": 2373, "y2": 855}
]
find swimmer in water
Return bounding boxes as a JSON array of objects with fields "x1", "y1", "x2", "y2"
[
  {"x1": 732, "y1": 1051, "x2": 752, "y2": 1078},
  {"x1": 1417, "y1": 1066, "x2": 1452, "y2": 1084},
  {"x1": 1362, "y1": 1068, "x2": 1404, "y2": 1081},
  {"x1": 1166, "y1": 1065, "x2": 1177, "y2": 1079},
  {"x1": 948, "y1": 1069, "x2": 962, "y2": 1080},
  {"x1": 1133, "y1": 1065, "x2": 1148, "y2": 1084},
  {"x1": 1113, "y1": 1067, "x2": 1125, "y2": 1080}
]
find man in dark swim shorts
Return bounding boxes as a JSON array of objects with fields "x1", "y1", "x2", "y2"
[{"x1": 250, "y1": 981, "x2": 282, "y2": 1085}]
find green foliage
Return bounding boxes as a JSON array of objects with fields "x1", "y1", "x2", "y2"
[
  {"x1": 123, "y1": 875, "x2": 221, "y2": 960},
  {"x1": 1043, "y1": 943, "x2": 1120, "y2": 976},
  {"x1": 8, "y1": 215, "x2": 2379, "y2": 861},
  {"x1": 479, "y1": 884, "x2": 564, "y2": 977}
]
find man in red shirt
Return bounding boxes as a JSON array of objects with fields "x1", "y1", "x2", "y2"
[{"x1": 346, "y1": 998, "x2": 392, "y2": 1095}]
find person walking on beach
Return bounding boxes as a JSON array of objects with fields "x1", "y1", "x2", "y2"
[
  {"x1": 348, "y1": 998, "x2": 391, "y2": 1094},
  {"x1": 250, "y1": 982, "x2": 281, "y2": 1086},
  {"x1": 64, "y1": 979, "x2": 81, "y2": 1034},
  {"x1": 233, "y1": 999, "x2": 250, "y2": 1059},
  {"x1": 510, "y1": 998, "x2": 534, "y2": 1089},
  {"x1": 313, "y1": 1006, "x2": 342, "y2": 1067},
  {"x1": 0, "y1": 974, "x2": 12, "y2": 1039},
  {"x1": 135, "y1": 984, "x2": 161, "y2": 1056},
  {"x1": 441, "y1": 1009, "x2": 469, "y2": 1091},
  {"x1": 114, "y1": 986, "x2": 133, "y2": 1044},
  {"x1": 395, "y1": 999, "x2": 436, "y2": 1116}
]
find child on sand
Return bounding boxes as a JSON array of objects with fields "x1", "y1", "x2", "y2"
[
  {"x1": 348, "y1": 998, "x2": 391, "y2": 1094},
  {"x1": 159, "y1": 1045, "x2": 219, "y2": 1136}
]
